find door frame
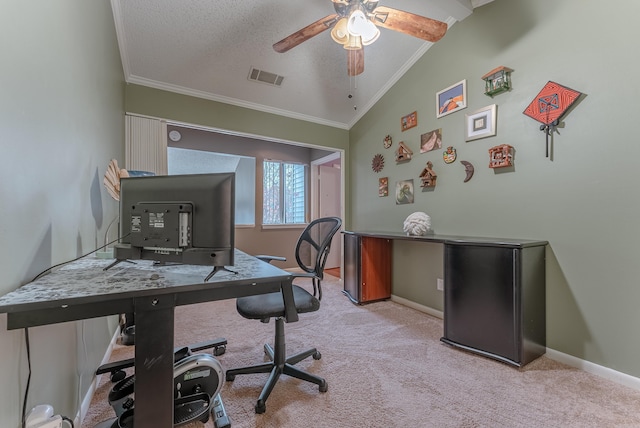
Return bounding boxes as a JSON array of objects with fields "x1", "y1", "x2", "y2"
[{"x1": 311, "y1": 151, "x2": 345, "y2": 272}]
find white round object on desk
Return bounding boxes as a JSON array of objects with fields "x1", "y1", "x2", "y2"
[{"x1": 403, "y1": 212, "x2": 432, "y2": 236}]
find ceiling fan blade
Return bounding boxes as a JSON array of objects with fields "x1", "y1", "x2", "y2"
[
  {"x1": 273, "y1": 14, "x2": 339, "y2": 53},
  {"x1": 347, "y1": 48, "x2": 364, "y2": 76},
  {"x1": 372, "y1": 6, "x2": 447, "y2": 43}
]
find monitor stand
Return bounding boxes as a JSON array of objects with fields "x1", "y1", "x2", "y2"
[
  {"x1": 104, "y1": 259, "x2": 236, "y2": 282},
  {"x1": 205, "y1": 266, "x2": 238, "y2": 282},
  {"x1": 103, "y1": 259, "x2": 136, "y2": 271}
]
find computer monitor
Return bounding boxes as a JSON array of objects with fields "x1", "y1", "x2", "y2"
[{"x1": 112, "y1": 173, "x2": 235, "y2": 280}]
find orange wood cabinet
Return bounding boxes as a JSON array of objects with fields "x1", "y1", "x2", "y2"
[{"x1": 343, "y1": 232, "x2": 392, "y2": 304}]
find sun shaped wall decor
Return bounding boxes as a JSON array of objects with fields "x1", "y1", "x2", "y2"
[{"x1": 372, "y1": 154, "x2": 385, "y2": 173}]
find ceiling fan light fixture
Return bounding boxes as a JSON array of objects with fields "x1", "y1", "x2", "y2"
[
  {"x1": 330, "y1": 18, "x2": 349, "y2": 44},
  {"x1": 360, "y1": 24, "x2": 379, "y2": 45},
  {"x1": 347, "y1": 10, "x2": 367, "y2": 35},
  {"x1": 343, "y1": 34, "x2": 362, "y2": 50},
  {"x1": 347, "y1": 10, "x2": 380, "y2": 45}
]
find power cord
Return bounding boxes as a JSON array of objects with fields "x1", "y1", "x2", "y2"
[
  {"x1": 21, "y1": 233, "x2": 130, "y2": 427},
  {"x1": 21, "y1": 328, "x2": 31, "y2": 428},
  {"x1": 30, "y1": 233, "x2": 130, "y2": 282}
]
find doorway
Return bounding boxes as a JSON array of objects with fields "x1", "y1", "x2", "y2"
[{"x1": 311, "y1": 152, "x2": 343, "y2": 272}]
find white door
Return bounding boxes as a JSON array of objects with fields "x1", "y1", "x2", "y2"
[{"x1": 319, "y1": 164, "x2": 341, "y2": 269}]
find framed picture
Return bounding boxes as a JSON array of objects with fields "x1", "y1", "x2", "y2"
[
  {"x1": 465, "y1": 104, "x2": 497, "y2": 141},
  {"x1": 395, "y1": 179, "x2": 414, "y2": 205},
  {"x1": 436, "y1": 80, "x2": 467, "y2": 118},
  {"x1": 420, "y1": 128, "x2": 442, "y2": 153},
  {"x1": 378, "y1": 177, "x2": 389, "y2": 197},
  {"x1": 401, "y1": 111, "x2": 418, "y2": 131}
]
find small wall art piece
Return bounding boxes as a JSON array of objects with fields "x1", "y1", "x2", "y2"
[
  {"x1": 395, "y1": 141, "x2": 413, "y2": 162},
  {"x1": 420, "y1": 128, "x2": 442, "y2": 153},
  {"x1": 465, "y1": 104, "x2": 497, "y2": 141},
  {"x1": 401, "y1": 111, "x2": 418, "y2": 131},
  {"x1": 419, "y1": 161, "x2": 437, "y2": 188},
  {"x1": 482, "y1": 66, "x2": 513, "y2": 97},
  {"x1": 488, "y1": 144, "x2": 514, "y2": 168},
  {"x1": 371, "y1": 153, "x2": 385, "y2": 172},
  {"x1": 395, "y1": 179, "x2": 414, "y2": 205},
  {"x1": 379, "y1": 177, "x2": 389, "y2": 197},
  {"x1": 460, "y1": 160, "x2": 474, "y2": 182},
  {"x1": 383, "y1": 135, "x2": 392, "y2": 149},
  {"x1": 523, "y1": 81, "x2": 582, "y2": 158},
  {"x1": 443, "y1": 146, "x2": 457, "y2": 164},
  {"x1": 436, "y1": 79, "x2": 467, "y2": 118}
]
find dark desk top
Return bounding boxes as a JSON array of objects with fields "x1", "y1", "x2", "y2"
[
  {"x1": 0, "y1": 249, "x2": 294, "y2": 328},
  {"x1": 343, "y1": 230, "x2": 548, "y2": 248}
]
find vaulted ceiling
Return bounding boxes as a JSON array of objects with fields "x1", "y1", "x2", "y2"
[{"x1": 111, "y1": 0, "x2": 494, "y2": 129}]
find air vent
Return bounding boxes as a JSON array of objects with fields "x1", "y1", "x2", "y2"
[{"x1": 248, "y1": 67, "x2": 284, "y2": 87}]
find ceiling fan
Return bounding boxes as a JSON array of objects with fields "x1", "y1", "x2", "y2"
[{"x1": 273, "y1": 0, "x2": 448, "y2": 76}]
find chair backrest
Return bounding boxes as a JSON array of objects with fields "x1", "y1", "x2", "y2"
[{"x1": 295, "y1": 217, "x2": 342, "y2": 280}]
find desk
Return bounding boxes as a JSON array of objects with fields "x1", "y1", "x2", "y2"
[
  {"x1": 343, "y1": 231, "x2": 547, "y2": 367},
  {"x1": 0, "y1": 249, "x2": 295, "y2": 428}
]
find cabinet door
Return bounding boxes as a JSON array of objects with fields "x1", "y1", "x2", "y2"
[
  {"x1": 444, "y1": 244, "x2": 519, "y2": 363},
  {"x1": 360, "y1": 237, "x2": 392, "y2": 302}
]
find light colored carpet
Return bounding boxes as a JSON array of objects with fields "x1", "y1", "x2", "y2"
[{"x1": 83, "y1": 273, "x2": 640, "y2": 428}]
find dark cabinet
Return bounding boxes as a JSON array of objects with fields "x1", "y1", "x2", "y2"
[
  {"x1": 441, "y1": 241, "x2": 546, "y2": 367},
  {"x1": 343, "y1": 233, "x2": 392, "y2": 304}
]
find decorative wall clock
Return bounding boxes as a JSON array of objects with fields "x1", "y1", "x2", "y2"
[
  {"x1": 523, "y1": 81, "x2": 582, "y2": 157},
  {"x1": 372, "y1": 153, "x2": 385, "y2": 172}
]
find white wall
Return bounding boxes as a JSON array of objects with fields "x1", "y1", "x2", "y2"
[{"x1": 0, "y1": 1, "x2": 124, "y2": 426}]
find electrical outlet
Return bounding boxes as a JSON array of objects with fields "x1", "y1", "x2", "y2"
[{"x1": 437, "y1": 278, "x2": 444, "y2": 291}]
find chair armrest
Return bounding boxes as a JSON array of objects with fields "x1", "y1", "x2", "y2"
[
  {"x1": 255, "y1": 255, "x2": 287, "y2": 264},
  {"x1": 289, "y1": 272, "x2": 319, "y2": 281}
]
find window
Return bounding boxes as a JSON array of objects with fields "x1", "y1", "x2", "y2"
[
  {"x1": 167, "y1": 147, "x2": 256, "y2": 225},
  {"x1": 263, "y1": 160, "x2": 306, "y2": 225}
]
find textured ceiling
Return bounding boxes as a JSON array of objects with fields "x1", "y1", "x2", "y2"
[{"x1": 112, "y1": 0, "x2": 493, "y2": 129}]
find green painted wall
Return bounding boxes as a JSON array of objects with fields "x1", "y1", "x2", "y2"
[
  {"x1": 0, "y1": 1, "x2": 124, "y2": 426},
  {"x1": 2, "y1": 4, "x2": 636, "y2": 426},
  {"x1": 126, "y1": 84, "x2": 351, "y2": 223},
  {"x1": 125, "y1": 84, "x2": 349, "y2": 152},
  {"x1": 349, "y1": 0, "x2": 640, "y2": 377}
]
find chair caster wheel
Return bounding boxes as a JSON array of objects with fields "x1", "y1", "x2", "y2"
[
  {"x1": 319, "y1": 380, "x2": 328, "y2": 393},
  {"x1": 110, "y1": 370, "x2": 126, "y2": 383},
  {"x1": 312, "y1": 351, "x2": 321, "y2": 360},
  {"x1": 225, "y1": 372, "x2": 236, "y2": 382},
  {"x1": 255, "y1": 400, "x2": 266, "y2": 414},
  {"x1": 213, "y1": 345, "x2": 226, "y2": 356}
]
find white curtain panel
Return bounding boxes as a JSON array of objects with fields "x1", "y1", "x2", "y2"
[{"x1": 125, "y1": 114, "x2": 168, "y2": 175}]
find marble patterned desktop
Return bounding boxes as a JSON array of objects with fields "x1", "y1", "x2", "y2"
[{"x1": 0, "y1": 249, "x2": 294, "y2": 428}]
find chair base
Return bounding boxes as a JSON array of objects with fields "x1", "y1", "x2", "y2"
[{"x1": 225, "y1": 317, "x2": 327, "y2": 414}]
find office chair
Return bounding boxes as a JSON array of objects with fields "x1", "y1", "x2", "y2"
[{"x1": 225, "y1": 216, "x2": 342, "y2": 414}]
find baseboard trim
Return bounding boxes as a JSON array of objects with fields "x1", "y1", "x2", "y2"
[
  {"x1": 76, "y1": 327, "x2": 121, "y2": 426},
  {"x1": 390, "y1": 295, "x2": 640, "y2": 392},
  {"x1": 390, "y1": 294, "x2": 444, "y2": 319},
  {"x1": 545, "y1": 348, "x2": 640, "y2": 391}
]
